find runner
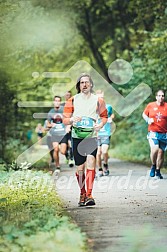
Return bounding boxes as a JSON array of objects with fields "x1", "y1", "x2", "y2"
[
  {"x1": 62, "y1": 91, "x2": 74, "y2": 167},
  {"x1": 35, "y1": 123, "x2": 44, "y2": 144},
  {"x1": 43, "y1": 119, "x2": 54, "y2": 168},
  {"x1": 47, "y1": 96, "x2": 68, "y2": 173},
  {"x1": 142, "y1": 90, "x2": 167, "y2": 179},
  {"x1": 63, "y1": 73, "x2": 107, "y2": 207},
  {"x1": 96, "y1": 90, "x2": 114, "y2": 177}
]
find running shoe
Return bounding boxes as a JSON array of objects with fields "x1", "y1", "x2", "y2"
[
  {"x1": 52, "y1": 167, "x2": 61, "y2": 179},
  {"x1": 53, "y1": 167, "x2": 60, "y2": 175},
  {"x1": 103, "y1": 169, "x2": 109, "y2": 176},
  {"x1": 85, "y1": 195, "x2": 96, "y2": 206},
  {"x1": 78, "y1": 193, "x2": 86, "y2": 207},
  {"x1": 97, "y1": 168, "x2": 103, "y2": 177},
  {"x1": 155, "y1": 169, "x2": 163, "y2": 179},
  {"x1": 68, "y1": 159, "x2": 74, "y2": 167},
  {"x1": 150, "y1": 165, "x2": 156, "y2": 177}
]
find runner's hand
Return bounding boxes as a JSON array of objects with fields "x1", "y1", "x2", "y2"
[
  {"x1": 148, "y1": 118, "x2": 154, "y2": 125},
  {"x1": 70, "y1": 116, "x2": 82, "y2": 125},
  {"x1": 107, "y1": 118, "x2": 112, "y2": 123},
  {"x1": 66, "y1": 125, "x2": 71, "y2": 133},
  {"x1": 94, "y1": 122, "x2": 103, "y2": 131}
]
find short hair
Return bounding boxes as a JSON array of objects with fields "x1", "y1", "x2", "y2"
[
  {"x1": 156, "y1": 90, "x2": 165, "y2": 96},
  {"x1": 76, "y1": 73, "x2": 94, "y2": 93},
  {"x1": 54, "y1": 95, "x2": 61, "y2": 101}
]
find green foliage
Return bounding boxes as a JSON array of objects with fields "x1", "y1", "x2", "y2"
[
  {"x1": 0, "y1": 0, "x2": 83, "y2": 163},
  {"x1": 110, "y1": 106, "x2": 151, "y2": 164},
  {"x1": 32, "y1": 158, "x2": 50, "y2": 170},
  {"x1": 0, "y1": 170, "x2": 87, "y2": 252},
  {"x1": 0, "y1": 0, "x2": 167, "y2": 165},
  {"x1": 4, "y1": 139, "x2": 29, "y2": 164},
  {"x1": 109, "y1": 0, "x2": 167, "y2": 165}
]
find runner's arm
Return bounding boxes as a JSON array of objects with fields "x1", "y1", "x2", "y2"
[
  {"x1": 97, "y1": 98, "x2": 108, "y2": 128},
  {"x1": 142, "y1": 112, "x2": 154, "y2": 125},
  {"x1": 143, "y1": 103, "x2": 155, "y2": 124}
]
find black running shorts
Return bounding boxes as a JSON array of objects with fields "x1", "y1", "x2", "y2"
[{"x1": 72, "y1": 137, "x2": 98, "y2": 166}]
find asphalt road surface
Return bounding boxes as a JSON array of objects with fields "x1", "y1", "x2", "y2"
[{"x1": 55, "y1": 158, "x2": 167, "y2": 252}]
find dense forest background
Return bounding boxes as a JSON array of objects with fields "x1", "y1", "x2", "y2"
[{"x1": 0, "y1": 0, "x2": 167, "y2": 166}]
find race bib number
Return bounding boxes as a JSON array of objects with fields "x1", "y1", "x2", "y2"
[
  {"x1": 53, "y1": 124, "x2": 64, "y2": 131},
  {"x1": 51, "y1": 123, "x2": 65, "y2": 136},
  {"x1": 76, "y1": 117, "x2": 94, "y2": 128}
]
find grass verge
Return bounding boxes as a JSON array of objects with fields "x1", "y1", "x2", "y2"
[{"x1": 0, "y1": 169, "x2": 88, "y2": 252}]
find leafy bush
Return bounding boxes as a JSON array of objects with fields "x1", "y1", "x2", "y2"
[
  {"x1": 3, "y1": 138, "x2": 29, "y2": 164},
  {"x1": 0, "y1": 170, "x2": 87, "y2": 252}
]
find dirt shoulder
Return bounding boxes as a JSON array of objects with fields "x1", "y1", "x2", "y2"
[{"x1": 55, "y1": 158, "x2": 167, "y2": 252}]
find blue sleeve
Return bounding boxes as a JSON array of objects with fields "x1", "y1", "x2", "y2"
[{"x1": 107, "y1": 105, "x2": 112, "y2": 117}]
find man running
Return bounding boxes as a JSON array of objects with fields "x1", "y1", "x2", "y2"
[
  {"x1": 96, "y1": 90, "x2": 114, "y2": 176},
  {"x1": 47, "y1": 96, "x2": 68, "y2": 172},
  {"x1": 142, "y1": 90, "x2": 167, "y2": 179},
  {"x1": 63, "y1": 73, "x2": 107, "y2": 207},
  {"x1": 62, "y1": 91, "x2": 74, "y2": 167},
  {"x1": 43, "y1": 119, "x2": 54, "y2": 168}
]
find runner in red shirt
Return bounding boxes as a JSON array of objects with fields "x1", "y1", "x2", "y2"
[{"x1": 142, "y1": 90, "x2": 167, "y2": 179}]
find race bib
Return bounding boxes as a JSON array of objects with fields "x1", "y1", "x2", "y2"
[
  {"x1": 73, "y1": 117, "x2": 94, "y2": 138},
  {"x1": 75, "y1": 116, "x2": 94, "y2": 128},
  {"x1": 53, "y1": 124, "x2": 64, "y2": 131},
  {"x1": 50, "y1": 124, "x2": 65, "y2": 136}
]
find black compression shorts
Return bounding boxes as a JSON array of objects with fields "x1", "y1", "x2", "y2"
[{"x1": 72, "y1": 137, "x2": 98, "y2": 166}]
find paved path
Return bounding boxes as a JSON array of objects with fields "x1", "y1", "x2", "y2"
[{"x1": 55, "y1": 158, "x2": 167, "y2": 252}]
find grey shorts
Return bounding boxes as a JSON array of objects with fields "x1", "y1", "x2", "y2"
[{"x1": 97, "y1": 136, "x2": 111, "y2": 146}]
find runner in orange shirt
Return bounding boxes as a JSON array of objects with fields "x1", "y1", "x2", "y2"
[
  {"x1": 62, "y1": 91, "x2": 74, "y2": 167},
  {"x1": 142, "y1": 90, "x2": 167, "y2": 179},
  {"x1": 63, "y1": 73, "x2": 108, "y2": 206}
]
